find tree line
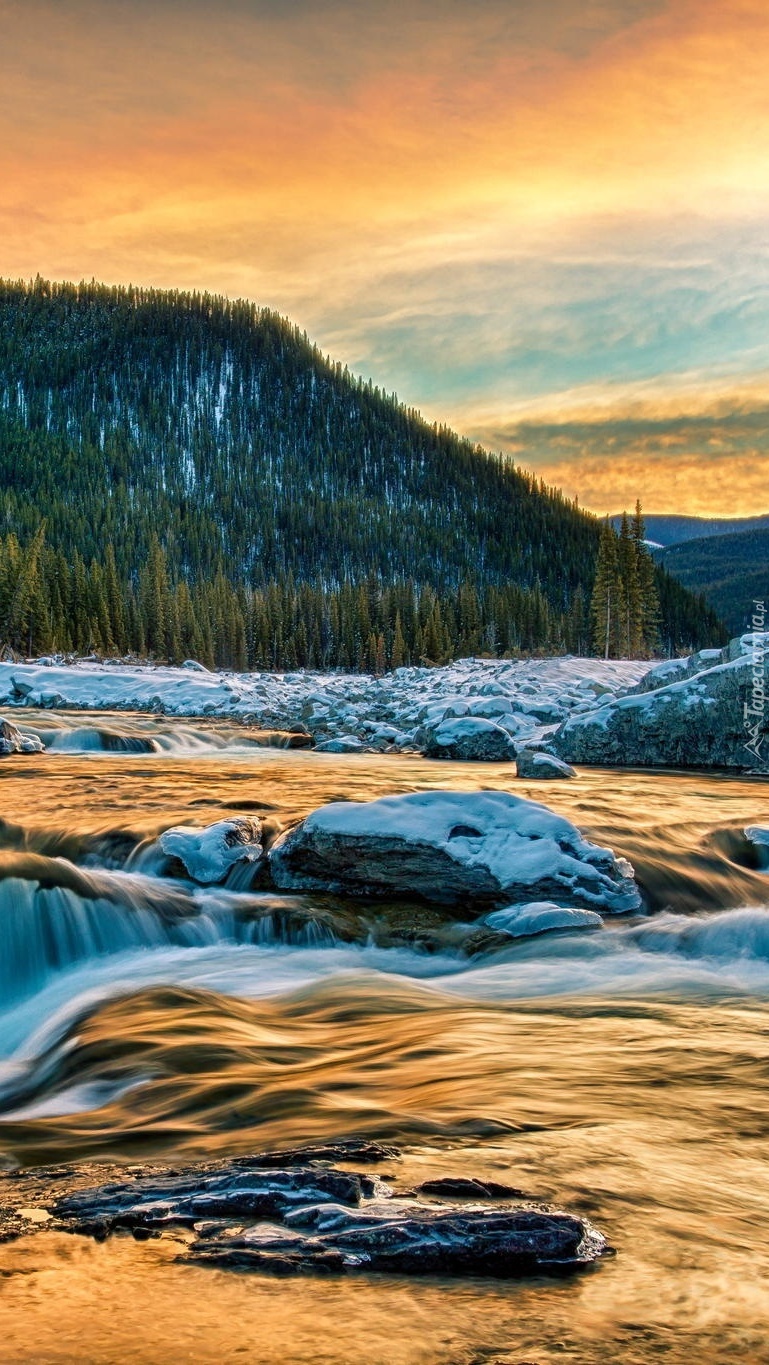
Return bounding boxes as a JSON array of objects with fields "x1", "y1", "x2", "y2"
[
  {"x1": 0, "y1": 527, "x2": 592, "y2": 669},
  {"x1": 0, "y1": 522, "x2": 723, "y2": 671},
  {"x1": 590, "y1": 504, "x2": 661, "y2": 658}
]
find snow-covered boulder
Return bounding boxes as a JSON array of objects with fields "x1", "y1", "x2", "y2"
[
  {"x1": 553, "y1": 634, "x2": 769, "y2": 771},
  {"x1": 315, "y1": 736, "x2": 364, "y2": 753},
  {"x1": 630, "y1": 649, "x2": 722, "y2": 695},
  {"x1": 269, "y1": 790, "x2": 641, "y2": 912},
  {"x1": 516, "y1": 749, "x2": 575, "y2": 780},
  {"x1": 160, "y1": 817, "x2": 264, "y2": 884},
  {"x1": 483, "y1": 902, "x2": 602, "y2": 937},
  {"x1": 418, "y1": 716, "x2": 517, "y2": 762},
  {"x1": 0, "y1": 717, "x2": 45, "y2": 756}
]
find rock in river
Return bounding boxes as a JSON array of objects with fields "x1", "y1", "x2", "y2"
[
  {"x1": 160, "y1": 816, "x2": 264, "y2": 883},
  {"x1": 418, "y1": 715, "x2": 517, "y2": 761},
  {"x1": 40, "y1": 1143, "x2": 608, "y2": 1278},
  {"x1": 483, "y1": 901, "x2": 603, "y2": 938},
  {"x1": 552, "y1": 632, "x2": 769, "y2": 771},
  {"x1": 0, "y1": 717, "x2": 45, "y2": 756},
  {"x1": 516, "y1": 748, "x2": 576, "y2": 780},
  {"x1": 269, "y1": 790, "x2": 641, "y2": 913}
]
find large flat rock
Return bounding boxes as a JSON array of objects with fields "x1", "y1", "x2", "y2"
[{"x1": 29, "y1": 1143, "x2": 608, "y2": 1279}]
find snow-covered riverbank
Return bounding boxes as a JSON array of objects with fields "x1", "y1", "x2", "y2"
[
  {"x1": 0, "y1": 654, "x2": 647, "y2": 752},
  {"x1": 1, "y1": 634, "x2": 766, "y2": 769}
]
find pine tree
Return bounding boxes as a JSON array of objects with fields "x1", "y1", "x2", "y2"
[
  {"x1": 631, "y1": 500, "x2": 661, "y2": 656},
  {"x1": 591, "y1": 521, "x2": 622, "y2": 658},
  {"x1": 617, "y1": 511, "x2": 642, "y2": 657},
  {"x1": 391, "y1": 612, "x2": 406, "y2": 669}
]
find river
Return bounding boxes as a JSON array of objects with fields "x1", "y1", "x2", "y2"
[{"x1": 0, "y1": 711, "x2": 768, "y2": 1363}]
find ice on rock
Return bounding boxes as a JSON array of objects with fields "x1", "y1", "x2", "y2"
[
  {"x1": 160, "y1": 817, "x2": 263, "y2": 884},
  {"x1": 554, "y1": 634, "x2": 769, "y2": 771},
  {"x1": 0, "y1": 717, "x2": 45, "y2": 756},
  {"x1": 315, "y1": 736, "x2": 364, "y2": 753},
  {"x1": 745, "y1": 827, "x2": 769, "y2": 870},
  {"x1": 269, "y1": 790, "x2": 641, "y2": 913},
  {"x1": 483, "y1": 902, "x2": 602, "y2": 937},
  {"x1": 0, "y1": 654, "x2": 649, "y2": 758}
]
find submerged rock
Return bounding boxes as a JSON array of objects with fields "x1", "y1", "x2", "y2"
[
  {"x1": 315, "y1": 736, "x2": 364, "y2": 753},
  {"x1": 39, "y1": 1146, "x2": 607, "y2": 1279},
  {"x1": 269, "y1": 790, "x2": 641, "y2": 913},
  {"x1": 160, "y1": 817, "x2": 264, "y2": 884},
  {"x1": 419, "y1": 716, "x2": 517, "y2": 761},
  {"x1": 483, "y1": 902, "x2": 603, "y2": 937},
  {"x1": 0, "y1": 717, "x2": 45, "y2": 756}
]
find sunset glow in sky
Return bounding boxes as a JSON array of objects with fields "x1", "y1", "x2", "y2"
[{"x1": 3, "y1": 0, "x2": 769, "y2": 513}]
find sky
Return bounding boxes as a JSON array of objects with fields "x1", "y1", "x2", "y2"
[{"x1": 2, "y1": 0, "x2": 768, "y2": 514}]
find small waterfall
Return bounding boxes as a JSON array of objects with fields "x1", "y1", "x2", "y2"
[
  {"x1": 0, "y1": 863, "x2": 344, "y2": 1009},
  {"x1": 0, "y1": 877, "x2": 213, "y2": 1005},
  {"x1": 31, "y1": 715, "x2": 307, "y2": 756},
  {"x1": 43, "y1": 728, "x2": 160, "y2": 753}
]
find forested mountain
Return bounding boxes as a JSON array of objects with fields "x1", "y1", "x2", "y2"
[
  {"x1": 613, "y1": 513, "x2": 769, "y2": 548},
  {"x1": 0, "y1": 277, "x2": 723, "y2": 668},
  {"x1": 656, "y1": 528, "x2": 769, "y2": 636}
]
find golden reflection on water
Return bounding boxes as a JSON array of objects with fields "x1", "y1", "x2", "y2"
[{"x1": 0, "y1": 722, "x2": 769, "y2": 1361}]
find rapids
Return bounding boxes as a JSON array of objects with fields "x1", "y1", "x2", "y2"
[{"x1": 1, "y1": 709, "x2": 768, "y2": 1363}]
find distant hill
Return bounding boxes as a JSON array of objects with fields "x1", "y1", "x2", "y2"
[
  {"x1": 612, "y1": 513, "x2": 769, "y2": 547},
  {"x1": 656, "y1": 528, "x2": 769, "y2": 635}
]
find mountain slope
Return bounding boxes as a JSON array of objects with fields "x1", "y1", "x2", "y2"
[
  {"x1": 0, "y1": 278, "x2": 598, "y2": 597},
  {"x1": 0, "y1": 277, "x2": 722, "y2": 662},
  {"x1": 656, "y1": 528, "x2": 769, "y2": 635}
]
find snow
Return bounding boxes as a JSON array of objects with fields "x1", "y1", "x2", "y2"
[
  {"x1": 0, "y1": 654, "x2": 647, "y2": 755},
  {"x1": 297, "y1": 790, "x2": 641, "y2": 913}
]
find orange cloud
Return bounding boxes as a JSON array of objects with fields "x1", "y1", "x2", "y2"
[{"x1": 470, "y1": 405, "x2": 769, "y2": 515}]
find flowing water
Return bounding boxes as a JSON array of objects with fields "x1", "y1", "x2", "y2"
[{"x1": 1, "y1": 711, "x2": 769, "y2": 1363}]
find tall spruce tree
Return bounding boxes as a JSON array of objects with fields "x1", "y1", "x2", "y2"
[
  {"x1": 631, "y1": 500, "x2": 661, "y2": 655},
  {"x1": 591, "y1": 520, "x2": 622, "y2": 658}
]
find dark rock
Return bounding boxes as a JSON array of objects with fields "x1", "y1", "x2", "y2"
[
  {"x1": 233, "y1": 1140, "x2": 401, "y2": 1167},
  {"x1": 283, "y1": 732, "x2": 314, "y2": 749},
  {"x1": 5, "y1": 1148, "x2": 608, "y2": 1280},
  {"x1": 52, "y1": 1164, "x2": 369, "y2": 1233},
  {"x1": 416, "y1": 1177, "x2": 530, "y2": 1200},
  {"x1": 515, "y1": 749, "x2": 576, "y2": 780},
  {"x1": 459, "y1": 927, "x2": 516, "y2": 957}
]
